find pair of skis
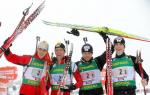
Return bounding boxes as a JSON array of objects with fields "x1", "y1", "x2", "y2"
[
  {"x1": 42, "y1": 21, "x2": 150, "y2": 43},
  {"x1": 57, "y1": 43, "x2": 73, "y2": 95},
  {"x1": 0, "y1": 1, "x2": 45, "y2": 58},
  {"x1": 106, "y1": 38, "x2": 113, "y2": 95}
]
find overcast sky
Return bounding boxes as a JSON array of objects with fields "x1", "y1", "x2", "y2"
[{"x1": 0, "y1": 0, "x2": 150, "y2": 92}]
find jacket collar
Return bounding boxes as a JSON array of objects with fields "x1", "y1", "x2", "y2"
[
  {"x1": 115, "y1": 52, "x2": 126, "y2": 58},
  {"x1": 80, "y1": 57, "x2": 93, "y2": 63}
]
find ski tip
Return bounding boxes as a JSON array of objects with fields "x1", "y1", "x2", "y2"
[
  {"x1": 42, "y1": 20, "x2": 45, "y2": 22},
  {"x1": 23, "y1": 3, "x2": 33, "y2": 16},
  {"x1": 42, "y1": 20, "x2": 47, "y2": 24},
  {"x1": 124, "y1": 36, "x2": 150, "y2": 43}
]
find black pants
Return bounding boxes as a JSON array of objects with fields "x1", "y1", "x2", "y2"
[
  {"x1": 114, "y1": 89, "x2": 136, "y2": 95},
  {"x1": 79, "y1": 88, "x2": 104, "y2": 95}
]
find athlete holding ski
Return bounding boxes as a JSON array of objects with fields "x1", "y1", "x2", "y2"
[
  {"x1": 48, "y1": 42, "x2": 83, "y2": 95},
  {"x1": 112, "y1": 37, "x2": 149, "y2": 95},
  {"x1": 4, "y1": 40, "x2": 51, "y2": 95},
  {"x1": 75, "y1": 32, "x2": 112, "y2": 95},
  {"x1": 0, "y1": 1, "x2": 45, "y2": 58}
]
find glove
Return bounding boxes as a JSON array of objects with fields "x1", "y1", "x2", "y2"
[
  {"x1": 3, "y1": 38, "x2": 12, "y2": 56},
  {"x1": 68, "y1": 84, "x2": 76, "y2": 90},
  {"x1": 99, "y1": 32, "x2": 108, "y2": 39},
  {"x1": 65, "y1": 56, "x2": 71, "y2": 62},
  {"x1": 4, "y1": 48, "x2": 11, "y2": 56},
  {"x1": 60, "y1": 85, "x2": 70, "y2": 92},
  {"x1": 46, "y1": 85, "x2": 50, "y2": 91},
  {"x1": 141, "y1": 79, "x2": 148, "y2": 87},
  {"x1": 99, "y1": 32, "x2": 109, "y2": 43},
  {"x1": 60, "y1": 84, "x2": 76, "y2": 92},
  {"x1": 52, "y1": 57, "x2": 57, "y2": 63},
  {"x1": 67, "y1": 28, "x2": 80, "y2": 36}
]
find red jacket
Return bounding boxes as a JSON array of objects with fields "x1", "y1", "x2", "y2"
[
  {"x1": 50, "y1": 57, "x2": 83, "y2": 95},
  {"x1": 5, "y1": 51, "x2": 51, "y2": 95}
]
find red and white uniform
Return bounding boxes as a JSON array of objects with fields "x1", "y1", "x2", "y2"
[{"x1": 5, "y1": 50, "x2": 51, "y2": 95}]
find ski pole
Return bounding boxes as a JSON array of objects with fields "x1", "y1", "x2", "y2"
[
  {"x1": 51, "y1": 52, "x2": 54, "y2": 59},
  {"x1": 68, "y1": 43, "x2": 74, "y2": 85},
  {"x1": 83, "y1": 37, "x2": 88, "y2": 44},
  {"x1": 35, "y1": 36, "x2": 40, "y2": 95},
  {"x1": 136, "y1": 50, "x2": 146, "y2": 95},
  {"x1": 36, "y1": 36, "x2": 40, "y2": 51},
  {"x1": 64, "y1": 39, "x2": 70, "y2": 56}
]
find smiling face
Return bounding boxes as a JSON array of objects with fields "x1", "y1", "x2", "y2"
[
  {"x1": 114, "y1": 43, "x2": 125, "y2": 55},
  {"x1": 37, "y1": 48, "x2": 48, "y2": 59},
  {"x1": 36, "y1": 41, "x2": 49, "y2": 59},
  {"x1": 82, "y1": 52, "x2": 93, "y2": 61},
  {"x1": 55, "y1": 48, "x2": 65, "y2": 59}
]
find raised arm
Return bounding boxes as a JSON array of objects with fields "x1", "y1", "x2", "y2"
[{"x1": 4, "y1": 48, "x2": 31, "y2": 66}]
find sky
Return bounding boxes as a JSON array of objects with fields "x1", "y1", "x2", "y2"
[{"x1": 0, "y1": 0, "x2": 150, "y2": 94}]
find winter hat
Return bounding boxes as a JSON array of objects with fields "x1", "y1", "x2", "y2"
[
  {"x1": 55, "y1": 42, "x2": 65, "y2": 51},
  {"x1": 114, "y1": 37, "x2": 125, "y2": 46},
  {"x1": 81, "y1": 43, "x2": 93, "y2": 53},
  {"x1": 37, "y1": 41, "x2": 49, "y2": 51}
]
